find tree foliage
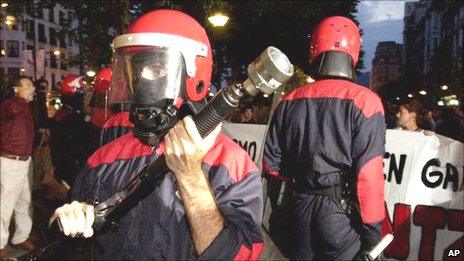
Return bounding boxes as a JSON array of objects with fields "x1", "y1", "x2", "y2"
[{"x1": 4, "y1": 0, "x2": 361, "y2": 82}]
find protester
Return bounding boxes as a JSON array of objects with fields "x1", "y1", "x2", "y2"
[
  {"x1": 396, "y1": 99, "x2": 434, "y2": 135},
  {"x1": 264, "y1": 16, "x2": 385, "y2": 260},
  {"x1": 50, "y1": 10, "x2": 263, "y2": 260},
  {"x1": 1, "y1": 76, "x2": 37, "y2": 259}
]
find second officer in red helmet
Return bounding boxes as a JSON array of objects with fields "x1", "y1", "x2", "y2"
[{"x1": 264, "y1": 16, "x2": 386, "y2": 260}]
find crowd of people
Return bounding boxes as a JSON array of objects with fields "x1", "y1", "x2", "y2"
[
  {"x1": 384, "y1": 98, "x2": 463, "y2": 142},
  {"x1": 0, "y1": 8, "x2": 463, "y2": 261}
]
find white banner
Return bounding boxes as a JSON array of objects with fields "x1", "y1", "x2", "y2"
[
  {"x1": 222, "y1": 123, "x2": 268, "y2": 169},
  {"x1": 22, "y1": 50, "x2": 34, "y2": 77},
  {"x1": 222, "y1": 124, "x2": 464, "y2": 260},
  {"x1": 382, "y1": 130, "x2": 463, "y2": 260},
  {"x1": 36, "y1": 49, "x2": 45, "y2": 78}
]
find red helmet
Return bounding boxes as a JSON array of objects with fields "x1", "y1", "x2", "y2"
[
  {"x1": 61, "y1": 74, "x2": 86, "y2": 96},
  {"x1": 110, "y1": 9, "x2": 212, "y2": 106},
  {"x1": 94, "y1": 68, "x2": 112, "y2": 94},
  {"x1": 309, "y1": 16, "x2": 361, "y2": 66}
]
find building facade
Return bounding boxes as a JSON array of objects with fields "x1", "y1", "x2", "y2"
[
  {"x1": 370, "y1": 41, "x2": 403, "y2": 91},
  {"x1": 403, "y1": 0, "x2": 463, "y2": 96},
  {"x1": 1, "y1": 1, "x2": 80, "y2": 89}
]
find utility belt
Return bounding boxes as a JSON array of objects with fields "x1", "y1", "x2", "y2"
[{"x1": 265, "y1": 173, "x2": 355, "y2": 214}]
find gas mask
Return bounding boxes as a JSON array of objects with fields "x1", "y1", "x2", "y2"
[{"x1": 110, "y1": 47, "x2": 186, "y2": 146}]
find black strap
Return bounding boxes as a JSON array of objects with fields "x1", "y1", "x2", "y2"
[{"x1": 295, "y1": 185, "x2": 342, "y2": 198}]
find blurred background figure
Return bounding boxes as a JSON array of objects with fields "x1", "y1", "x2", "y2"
[
  {"x1": 32, "y1": 77, "x2": 53, "y2": 191},
  {"x1": 241, "y1": 105, "x2": 256, "y2": 124},
  {"x1": 383, "y1": 101, "x2": 397, "y2": 129},
  {"x1": 48, "y1": 75, "x2": 94, "y2": 188},
  {"x1": 435, "y1": 107, "x2": 463, "y2": 142}
]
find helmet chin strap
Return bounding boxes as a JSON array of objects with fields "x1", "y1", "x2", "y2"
[{"x1": 311, "y1": 51, "x2": 356, "y2": 82}]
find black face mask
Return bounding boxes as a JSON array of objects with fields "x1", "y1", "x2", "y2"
[
  {"x1": 130, "y1": 100, "x2": 179, "y2": 146},
  {"x1": 129, "y1": 52, "x2": 185, "y2": 146}
]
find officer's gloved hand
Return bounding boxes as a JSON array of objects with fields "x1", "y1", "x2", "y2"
[{"x1": 354, "y1": 222, "x2": 382, "y2": 261}]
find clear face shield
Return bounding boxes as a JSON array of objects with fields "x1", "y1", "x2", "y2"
[{"x1": 109, "y1": 46, "x2": 187, "y2": 144}]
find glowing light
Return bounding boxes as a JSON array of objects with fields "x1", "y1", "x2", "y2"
[
  {"x1": 1, "y1": 3, "x2": 8, "y2": 8},
  {"x1": 208, "y1": 92, "x2": 214, "y2": 97},
  {"x1": 437, "y1": 101, "x2": 444, "y2": 106},
  {"x1": 5, "y1": 15, "x2": 16, "y2": 26},
  {"x1": 449, "y1": 99, "x2": 459, "y2": 106},
  {"x1": 86, "y1": 70, "x2": 96, "y2": 77},
  {"x1": 441, "y1": 85, "x2": 448, "y2": 90},
  {"x1": 280, "y1": 92, "x2": 285, "y2": 95},
  {"x1": 407, "y1": 93, "x2": 413, "y2": 98},
  {"x1": 419, "y1": 90, "x2": 427, "y2": 95},
  {"x1": 395, "y1": 97, "x2": 400, "y2": 100},
  {"x1": 1, "y1": 49, "x2": 5, "y2": 56},
  {"x1": 208, "y1": 14, "x2": 229, "y2": 27},
  {"x1": 263, "y1": 93, "x2": 269, "y2": 98},
  {"x1": 20, "y1": 68, "x2": 26, "y2": 72},
  {"x1": 53, "y1": 50, "x2": 61, "y2": 56}
]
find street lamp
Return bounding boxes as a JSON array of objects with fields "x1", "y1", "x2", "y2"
[
  {"x1": 53, "y1": 50, "x2": 61, "y2": 56},
  {"x1": 5, "y1": 15, "x2": 16, "y2": 26},
  {"x1": 441, "y1": 85, "x2": 448, "y2": 90},
  {"x1": 86, "y1": 70, "x2": 96, "y2": 77},
  {"x1": 208, "y1": 13, "x2": 229, "y2": 27},
  {"x1": 407, "y1": 93, "x2": 413, "y2": 98},
  {"x1": 1, "y1": 2, "x2": 8, "y2": 8},
  {"x1": 395, "y1": 97, "x2": 400, "y2": 101},
  {"x1": 419, "y1": 90, "x2": 427, "y2": 95}
]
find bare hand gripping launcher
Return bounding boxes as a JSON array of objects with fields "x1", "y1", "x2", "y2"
[{"x1": 52, "y1": 46, "x2": 294, "y2": 235}]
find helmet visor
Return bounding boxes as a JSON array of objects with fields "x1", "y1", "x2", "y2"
[{"x1": 109, "y1": 46, "x2": 185, "y2": 106}]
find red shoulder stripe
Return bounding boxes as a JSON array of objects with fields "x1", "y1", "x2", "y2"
[
  {"x1": 203, "y1": 134, "x2": 259, "y2": 183},
  {"x1": 284, "y1": 79, "x2": 384, "y2": 118},
  {"x1": 87, "y1": 133, "x2": 154, "y2": 168},
  {"x1": 102, "y1": 112, "x2": 133, "y2": 128}
]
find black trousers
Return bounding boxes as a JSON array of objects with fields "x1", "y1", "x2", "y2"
[{"x1": 270, "y1": 193, "x2": 362, "y2": 260}]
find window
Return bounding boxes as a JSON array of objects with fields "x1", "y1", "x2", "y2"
[
  {"x1": 38, "y1": 24, "x2": 47, "y2": 43},
  {"x1": 26, "y1": 20, "x2": 35, "y2": 40},
  {"x1": 60, "y1": 37, "x2": 67, "y2": 48},
  {"x1": 49, "y1": 5, "x2": 55, "y2": 23},
  {"x1": 37, "y1": 3, "x2": 43, "y2": 19},
  {"x1": 22, "y1": 42, "x2": 25, "y2": 51},
  {"x1": 50, "y1": 53, "x2": 58, "y2": 69},
  {"x1": 59, "y1": 11, "x2": 65, "y2": 26},
  {"x1": 50, "y1": 27, "x2": 57, "y2": 46},
  {"x1": 8, "y1": 68, "x2": 20, "y2": 77},
  {"x1": 51, "y1": 73, "x2": 56, "y2": 88},
  {"x1": 7, "y1": 41, "x2": 19, "y2": 57},
  {"x1": 60, "y1": 54, "x2": 67, "y2": 70}
]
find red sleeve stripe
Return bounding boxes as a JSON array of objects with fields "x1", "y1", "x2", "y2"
[
  {"x1": 284, "y1": 79, "x2": 384, "y2": 118},
  {"x1": 263, "y1": 158, "x2": 292, "y2": 182},
  {"x1": 203, "y1": 134, "x2": 259, "y2": 183},
  {"x1": 87, "y1": 133, "x2": 155, "y2": 168},
  {"x1": 234, "y1": 242, "x2": 263, "y2": 261},
  {"x1": 357, "y1": 156, "x2": 385, "y2": 223},
  {"x1": 102, "y1": 112, "x2": 133, "y2": 128}
]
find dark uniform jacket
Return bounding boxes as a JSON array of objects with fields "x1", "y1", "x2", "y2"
[
  {"x1": 264, "y1": 79, "x2": 386, "y2": 241},
  {"x1": 70, "y1": 133, "x2": 263, "y2": 260}
]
